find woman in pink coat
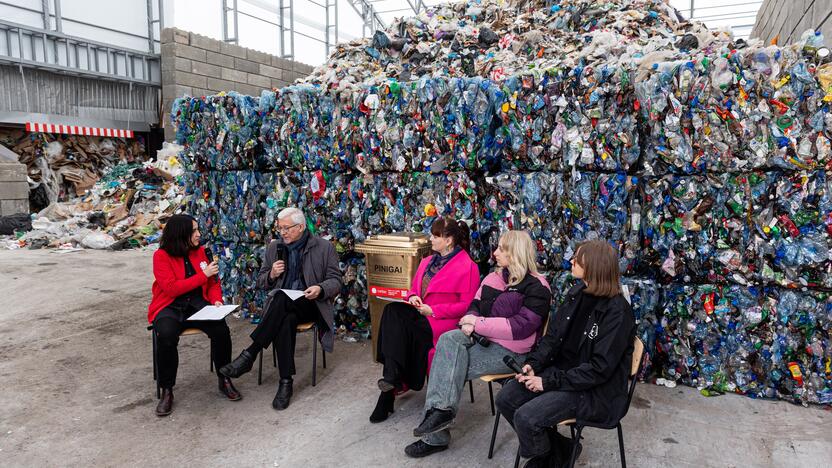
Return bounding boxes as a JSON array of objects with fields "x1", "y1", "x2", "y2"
[{"x1": 369, "y1": 217, "x2": 480, "y2": 423}]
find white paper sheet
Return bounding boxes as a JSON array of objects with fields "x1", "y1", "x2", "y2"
[
  {"x1": 280, "y1": 289, "x2": 306, "y2": 301},
  {"x1": 187, "y1": 304, "x2": 240, "y2": 321}
]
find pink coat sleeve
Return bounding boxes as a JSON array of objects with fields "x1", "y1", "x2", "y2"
[
  {"x1": 430, "y1": 262, "x2": 480, "y2": 320},
  {"x1": 473, "y1": 317, "x2": 514, "y2": 339}
]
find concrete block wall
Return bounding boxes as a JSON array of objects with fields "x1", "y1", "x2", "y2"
[
  {"x1": 161, "y1": 28, "x2": 315, "y2": 140},
  {"x1": 750, "y1": 0, "x2": 832, "y2": 46},
  {"x1": 0, "y1": 162, "x2": 29, "y2": 215}
]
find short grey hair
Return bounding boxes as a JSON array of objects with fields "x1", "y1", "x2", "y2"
[{"x1": 277, "y1": 207, "x2": 306, "y2": 227}]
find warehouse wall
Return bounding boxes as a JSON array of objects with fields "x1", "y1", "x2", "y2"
[
  {"x1": 750, "y1": 0, "x2": 832, "y2": 45},
  {"x1": 161, "y1": 28, "x2": 315, "y2": 140}
]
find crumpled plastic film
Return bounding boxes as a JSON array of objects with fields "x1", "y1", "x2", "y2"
[
  {"x1": 172, "y1": 93, "x2": 264, "y2": 171},
  {"x1": 657, "y1": 284, "x2": 832, "y2": 405}
]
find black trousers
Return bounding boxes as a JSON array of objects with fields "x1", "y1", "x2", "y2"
[
  {"x1": 250, "y1": 291, "x2": 321, "y2": 379},
  {"x1": 154, "y1": 308, "x2": 232, "y2": 389},
  {"x1": 376, "y1": 302, "x2": 433, "y2": 391},
  {"x1": 495, "y1": 379, "x2": 580, "y2": 458}
]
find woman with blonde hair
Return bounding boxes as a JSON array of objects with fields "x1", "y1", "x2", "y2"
[
  {"x1": 495, "y1": 239, "x2": 635, "y2": 468},
  {"x1": 404, "y1": 230, "x2": 552, "y2": 459}
]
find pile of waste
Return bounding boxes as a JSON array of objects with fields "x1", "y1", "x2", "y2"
[
  {"x1": 1, "y1": 143, "x2": 189, "y2": 251},
  {"x1": 170, "y1": 0, "x2": 832, "y2": 404},
  {"x1": 0, "y1": 129, "x2": 148, "y2": 210}
]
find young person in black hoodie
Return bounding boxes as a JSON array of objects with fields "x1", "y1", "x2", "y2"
[{"x1": 495, "y1": 240, "x2": 635, "y2": 468}]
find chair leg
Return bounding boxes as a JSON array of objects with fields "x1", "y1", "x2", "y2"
[
  {"x1": 488, "y1": 410, "x2": 501, "y2": 459},
  {"x1": 513, "y1": 447, "x2": 520, "y2": 468},
  {"x1": 312, "y1": 324, "x2": 318, "y2": 387},
  {"x1": 322, "y1": 345, "x2": 327, "y2": 369},
  {"x1": 617, "y1": 423, "x2": 626, "y2": 468},
  {"x1": 152, "y1": 329, "x2": 160, "y2": 399},
  {"x1": 273, "y1": 345, "x2": 277, "y2": 368},
  {"x1": 488, "y1": 381, "x2": 496, "y2": 416},
  {"x1": 257, "y1": 349, "x2": 264, "y2": 385},
  {"x1": 568, "y1": 426, "x2": 583, "y2": 468},
  {"x1": 468, "y1": 380, "x2": 475, "y2": 403}
]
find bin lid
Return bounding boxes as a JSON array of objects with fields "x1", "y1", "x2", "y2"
[{"x1": 355, "y1": 232, "x2": 430, "y2": 254}]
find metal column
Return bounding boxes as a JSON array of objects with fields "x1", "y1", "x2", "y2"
[
  {"x1": 222, "y1": 0, "x2": 239, "y2": 44},
  {"x1": 325, "y1": 0, "x2": 338, "y2": 57}
]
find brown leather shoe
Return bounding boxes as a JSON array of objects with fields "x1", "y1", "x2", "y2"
[
  {"x1": 218, "y1": 376, "x2": 242, "y2": 401},
  {"x1": 156, "y1": 388, "x2": 173, "y2": 417}
]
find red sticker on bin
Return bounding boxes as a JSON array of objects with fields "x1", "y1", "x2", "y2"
[{"x1": 369, "y1": 285, "x2": 409, "y2": 299}]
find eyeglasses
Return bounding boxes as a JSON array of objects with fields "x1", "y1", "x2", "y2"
[{"x1": 276, "y1": 223, "x2": 299, "y2": 234}]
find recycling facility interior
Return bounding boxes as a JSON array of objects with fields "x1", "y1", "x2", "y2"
[{"x1": 2, "y1": 0, "x2": 832, "y2": 413}]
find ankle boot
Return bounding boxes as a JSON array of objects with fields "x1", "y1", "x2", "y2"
[
  {"x1": 219, "y1": 350, "x2": 255, "y2": 378},
  {"x1": 156, "y1": 388, "x2": 173, "y2": 417},
  {"x1": 369, "y1": 390, "x2": 395, "y2": 423},
  {"x1": 272, "y1": 378, "x2": 293, "y2": 410}
]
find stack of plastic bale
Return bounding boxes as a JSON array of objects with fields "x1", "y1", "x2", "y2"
[
  {"x1": 490, "y1": 68, "x2": 641, "y2": 173},
  {"x1": 657, "y1": 284, "x2": 831, "y2": 405},
  {"x1": 637, "y1": 27, "x2": 832, "y2": 403}
]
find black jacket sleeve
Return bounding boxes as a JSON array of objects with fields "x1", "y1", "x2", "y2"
[
  {"x1": 524, "y1": 322, "x2": 558, "y2": 374},
  {"x1": 541, "y1": 300, "x2": 634, "y2": 392}
]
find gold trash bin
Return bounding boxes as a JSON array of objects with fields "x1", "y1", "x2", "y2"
[{"x1": 355, "y1": 233, "x2": 432, "y2": 361}]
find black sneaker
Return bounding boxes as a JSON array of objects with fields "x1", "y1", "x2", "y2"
[
  {"x1": 413, "y1": 408, "x2": 454, "y2": 437},
  {"x1": 404, "y1": 440, "x2": 448, "y2": 458},
  {"x1": 522, "y1": 454, "x2": 551, "y2": 468}
]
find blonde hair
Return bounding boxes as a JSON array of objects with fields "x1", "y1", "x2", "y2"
[
  {"x1": 498, "y1": 230, "x2": 539, "y2": 287},
  {"x1": 575, "y1": 240, "x2": 621, "y2": 298}
]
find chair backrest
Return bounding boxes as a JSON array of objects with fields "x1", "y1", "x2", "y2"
[{"x1": 621, "y1": 337, "x2": 645, "y2": 421}]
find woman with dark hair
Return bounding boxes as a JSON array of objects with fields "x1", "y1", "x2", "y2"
[
  {"x1": 495, "y1": 240, "x2": 635, "y2": 468},
  {"x1": 369, "y1": 217, "x2": 480, "y2": 423},
  {"x1": 147, "y1": 214, "x2": 241, "y2": 417}
]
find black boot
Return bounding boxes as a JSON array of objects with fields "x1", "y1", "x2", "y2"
[
  {"x1": 272, "y1": 378, "x2": 293, "y2": 410},
  {"x1": 369, "y1": 390, "x2": 395, "y2": 423},
  {"x1": 155, "y1": 388, "x2": 173, "y2": 417},
  {"x1": 219, "y1": 350, "x2": 255, "y2": 378}
]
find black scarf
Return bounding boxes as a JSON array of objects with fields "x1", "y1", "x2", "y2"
[{"x1": 284, "y1": 230, "x2": 310, "y2": 290}]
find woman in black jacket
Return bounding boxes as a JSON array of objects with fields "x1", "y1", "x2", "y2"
[{"x1": 495, "y1": 240, "x2": 635, "y2": 468}]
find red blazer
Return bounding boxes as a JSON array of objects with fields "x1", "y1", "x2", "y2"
[{"x1": 147, "y1": 246, "x2": 223, "y2": 323}]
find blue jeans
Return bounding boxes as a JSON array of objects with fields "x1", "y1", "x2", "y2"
[{"x1": 421, "y1": 329, "x2": 523, "y2": 446}]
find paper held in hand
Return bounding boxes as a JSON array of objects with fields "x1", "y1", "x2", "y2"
[
  {"x1": 280, "y1": 289, "x2": 306, "y2": 301},
  {"x1": 187, "y1": 304, "x2": 240, "y2": 321}
]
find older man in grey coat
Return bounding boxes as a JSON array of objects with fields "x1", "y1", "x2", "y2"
[{"x1": 220, "y1": 207, "x2": 342, "y2": 409}]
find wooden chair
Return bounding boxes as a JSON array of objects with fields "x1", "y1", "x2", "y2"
[
  {"x1": 257, "y1": 321, "x2": 327, "y2": 386},
  {"x1": 506, "y1": 337, "x2": 646, "y2": 468},
  {"x1": 149, "y1": 325, "x2": 212, "y2": 399}
]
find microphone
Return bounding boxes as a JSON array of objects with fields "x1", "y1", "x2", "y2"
[
  {"x1": 458, "y1": 323, "x2": 490, "y2": 347},
  {"x1": 201, "y1": 241, "x2": 214, "y2": 263},
  {"x1": 503, "y1": 356, "x2": 526, "y2": 375}
]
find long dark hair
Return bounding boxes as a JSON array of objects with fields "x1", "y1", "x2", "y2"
[
  {"x1": 431, "y1": 217, "x2": 471, "y2": 252},
  {"x1": 160, "y1": 214, "x2": 198, "y2": 258}
]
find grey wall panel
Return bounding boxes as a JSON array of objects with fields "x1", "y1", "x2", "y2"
[
  {"x1": 0, "y1": 64, "x2": 159, "y2": 126},
  {"x1": 751, "y1": 0, "x2": 832, "y2": 45}
]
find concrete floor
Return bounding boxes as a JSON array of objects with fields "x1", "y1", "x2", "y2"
[{"x1": 1, "y1": 249, "x2": 831, "y2": 467}]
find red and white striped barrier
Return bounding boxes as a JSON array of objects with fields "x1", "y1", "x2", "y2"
[{"x1": 25, "y1": 122, "x2": 135, "y2": 138}]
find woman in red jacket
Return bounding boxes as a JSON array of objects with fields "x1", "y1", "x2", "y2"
[
  {"x1": 148, "y1": 214, "x2": 241, "y2": 417},
  {"x1": 369, "y1": 217, "x2": 480, "y2": 423}
]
